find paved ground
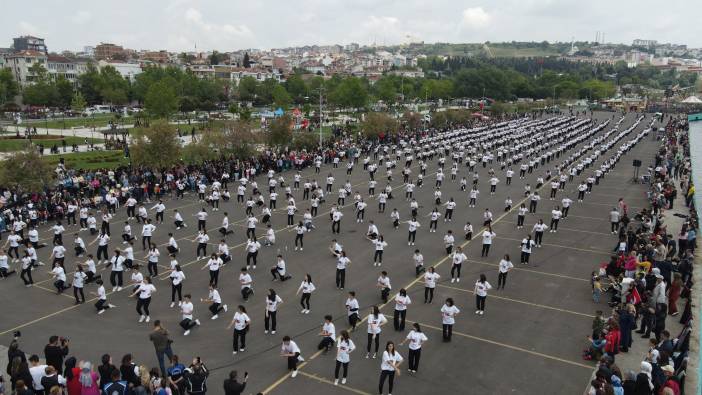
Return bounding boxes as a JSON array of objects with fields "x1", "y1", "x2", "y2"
[{"x1": 0, "y1": 112, "x2": 661, "y2": 394}]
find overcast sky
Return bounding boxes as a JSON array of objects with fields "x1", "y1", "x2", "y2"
[{"x1": 2, "y1": 0, "x2": 699, "y2": 52}]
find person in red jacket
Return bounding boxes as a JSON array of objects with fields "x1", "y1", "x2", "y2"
[{"x1": 604, "y1": 321, "x2": 621, "y2": 362}]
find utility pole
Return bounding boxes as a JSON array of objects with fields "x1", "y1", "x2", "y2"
[{"x1": 317, "y1": 86, "x2": 324, "y2": 147}]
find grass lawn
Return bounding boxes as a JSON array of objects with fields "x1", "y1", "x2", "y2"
[
  {"x1": 42, "y1": 150, "x2": 130, "y2": 170},
  {"x1": 0, "y1": 136, "x2": 102, "y2": 152},
  {"x1": 489, "y1": 46, "x2": 561, "y2": 57},
  {"x1": 20, "y1": 115, "x2": 133, "y2": 130}
]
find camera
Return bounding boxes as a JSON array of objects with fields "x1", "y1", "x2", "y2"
[{"x1": 13, "y1": 331, "x2": 21, "y2": 339}]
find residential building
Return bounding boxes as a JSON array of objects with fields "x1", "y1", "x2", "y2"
[
  {"x1": 2, "y1": 50, "x2": 47, "y2": 85},
  {"x1": 12, "y1": 36, "x2": 47, "y2": 53},
  {"x1": 94, "y1": 43, "x2": 125, "y2": 60},
  {"x1": 632, "y1": 39, "x2": 657, "y2": 48},
  {"x1": 47, "y1": 54, "x2": 79, "y2": 83},
  {"x1": 141, "y1": 50, "x2": 169, "y2": 63},
  {"x1": 97, "y1": 60, "x2": 142, "y2": 81}
]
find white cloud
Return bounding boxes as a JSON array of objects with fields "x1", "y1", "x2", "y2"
[
  {"x1": 462, "y1": 7, "x2": 491, "y2": 29},
  {"x1": 72, "y1": 10, "x2": 92, "y2": 24},
  {"x1": 18, "y1": 21, "x2": 44, "y2": 37}
]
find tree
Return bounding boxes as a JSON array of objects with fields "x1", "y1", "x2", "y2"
[
  {"x1": 402, "y1": 111, "x2": 422, "y2": 131},
  {"x1": 284, "y1": 74, "x2": 307, "y2": 104},
  {"x1": 55, "y1": 77, "x2": 74, "y2": 108},
  {"x1": 130, "y1": 121, "x2": 181, "y2": 169},
  {"x1": 360, "y1": 112, "x2": 397, "y2": 139},
  {"x1": 267, "y1": 115, "x2": 293, "y2": 148},
  {"x1": 374, "y1": 77, "x2": 398, "y2": 103},
  {"x1": 330, "y1": 77, "x2": 368, "y2": 109},
  {"x1": 243, "y1": 52, "x2": 251, "y2": 68},
  {"x1": 70, "y1": 92, "x2": 87, "y2": 113},
  {"x1": 0, "y1": 69, "x2": 19, "y2": 107},
  {"x1": 237, "y1": 76, "x2": 258, "y2": 102},
  {"x1": 272, "y1": 84, "x2": 292, "y2": 108},
  {"x1": 209, "y1": 51, "x2": 223, "y2": 65},
  {"x1": 144, "y1": 80, "x2": 179, "y2": 119},
  {"x1": 0, "y1": 150, "x2": 55, "y2": 193}
]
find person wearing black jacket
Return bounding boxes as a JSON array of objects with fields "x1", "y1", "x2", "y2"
[
  {"x1": 43, "y1": 336, "x2": 69, "y2": 372},
  {"x1": 98, "y1": 354, "x2": 117, "y2": 389},
  {"x1": 185, "y1": 359, "x2": 208, "y2": 395},
  {"x1": 6, "y1": 340, "x2": 26, "y2": 376},
  {"x1": 119, "y1": 354, "x2": 141, "y2": 391},
  {"x1": 223, "y1": 370, "x2": 247, "y2": 395}
]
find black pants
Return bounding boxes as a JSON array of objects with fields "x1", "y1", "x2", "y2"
[
  {"x1": 295, "y1": 234, "x2": 303, "y2": 248},
  {"x1": 110, "y1": 271, "x2": 123, "y2": 287},
  {"x1": 209, "y1": 270, "x2": 220, "y2": 286},
  {"x1": 73, "y1": 286, "x2": 85, "y2": 303},
  {"x1": 517, "y1": 215, "x2": 525, "y2": 227},
  {"x1": 442, "y1": 324, "x2": 453, "y2": 341},
  {"x1": 136, "y1": 297, "x2": 151, "y2": 316},
  {"x1": 95, "y1": 299, "x2": 110, "y2": 312},
  {"x1": 534, "y1": 231, "x2": 543, "y2": 245},
  {"x1": 367, "y1": 333, "x2": 380, "y2": 353},
  {"x1": 611, "y1": 222, "x2": 619, "y2": 233},
  {"x1": 498, "y1": 272, "x2": 508, "y2": 289},
  {"x1": 348, "y1": 313, "x2": 358, "y2": 329},
  {"x1": 233, "y1": 328, "x2": 246, "y2": 351},
  {"x1": 97, "y1": 245, "x2": 108, "y2": 261},
  {"x1": 335, "y1": 361, "x2": 349, "y2": 379},
  {"x1": 198, "y1": 220, "x2": 206, "y2": 231},
  {"x1": 300, "y1": 293, "x2": 311, "y2": 310},
  {"x1": 148, "y1": 261, "x2": 158, "y2": 277},
  {"x1": 476, "y1": 295, "x2": 486, "y2": 311},
  {"x1": 246, "y1": 228, "x2": 256, "y2": 239},
  {"x1": 180, "y1": 318, "x2": 197, "y2": 331},
  {"x1": 451, "y1": 264, "x2": 461, "y2": 279},
  {"x1": 171, "y1": 283, "x2": 182, "y2": 302},
  {"x1": 264, "y1": 311, "x2": 277, "y2": 331},
  {"x1": 20, "y1": 268, "x2": 32, "y2": 284},
  {"x1": 481, "y1": 244, "x2": 491, "y2": 257},
  {"x1": 374, "y1": 250, "x2": 383, "y2": 263},
  {"x1": 332, "y1": 221, "x2": 341, "y2": 234},
  {"x1": 197, "y1": 243, "x2": 207, "y2": 257},
  {"x1": 318, "y1": 336, "x2": 335, "y2": 351},
  {"x1": 287, "y1": 353, "x2": 300, "y2": 371},
  {"x1": 424, "y1": 287, "x2": 434, "y2": 303},
  {"x1": 379, "y1": 370, "x2": 395, "y2": 394},
  {"x1": 142, "y1": 235, "x2": 151, "y2": 250},
  {"x1": 408, "y1": 231, "x2": 416, "y2": 243},
  {"x1": 393, "y1": 309, "x2": 406, "y2": 331},
  {"x1": 246, "y1": 251, "x2": 258, "y2": 267},
  {"x1": 209, "y1": 302, "x2": 223, "y2": 316},
  {"x1": 408, "y1": 348, "x2": 422, "y2": 371},
  {"x1": 336, "y1": 269, "x2": 346, "y2": 288},
  {"x1": 241, "y1": 287, "x2": 252, "y2": 301},
  {"x1": 550, "y1": 219, "x2": 559, "y2": 231}
]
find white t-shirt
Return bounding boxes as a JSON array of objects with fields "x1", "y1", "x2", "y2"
[
  {"x1": 424, "y1": 272, "x2": 440, "y2": 288},
  {"x1": 367, "y1": 313, "x2": 387, "y2": 334},
  {"x1": 405, "y1": 330, "x2": 428, "y2": 350},
  {"x1": 138, "y1": 283, "x2": 156, "y2": 299},
  {"x1": 181, "y1": 301, "x2": 194, "y2": 320},
  {"x1": 336, "y1": 338, "x2": 356, "y2": 363},
  {"x1": 266, "y1": 295, "x2": 283, "y2": 312},
  {"x1": 498, "y1": 259, "x2": 514, "y2": 273},
  {"x1": 441, "y1": 304, "x2": 460, "y2": 325},
  {"x1": 394, "y1": 295, "x2": 411, "y2": 311},
  {"x1": 482, "y1": 231, "x2": 496, "y2": 244},
  {"x1": 475, "y1": 281, "x2": 492, "y2": 297},
  {"x1": 232, "y1": 312, "x2": 250, "y2": 330},
  {"x1": 381, "y1": 351, "x2": 404, "y2": 371}
]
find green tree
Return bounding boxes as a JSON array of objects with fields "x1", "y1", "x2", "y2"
[
  {"x1": 130, "y1": 121, "x2": 181, "y2": 168},
  {"x1": 144, "y1": 80, "x2": 179, "y2": 119},
  {"x1": 360, "y1": 112, "x2": 397, "y2": 139},
  {"x1": 284, "y1": 74, "x2": 308, "y2": 104},
  {"x1": 237, "y1": 76, "x2": 258, "y2": 102},
  {"x1": 272, "y1": 84, "x2": 292, "y2": 108},
  {"x1": 0, "y1": 150, "x2": 55, "y2": 193},
  {"x1": 374, "y1": 77, "x2": 398, "y2": 103},
  {"x1": 55, "y1": 77, "x2": 74, "y2": 108},
  {"x1": 0, "y1": 68, "x2": 19, "y2": 106},
  {"x1": 209, "y1": 51, "x2": 223, "y2": 65},
  {"x1": 267, "y1": 115, "x2": 293, "y2": 148},
  {"x1": 330, "y1": 77, "x2": 368, "y2": 109},
  {"x1": 71, "y1": 92, "x2": 87, "y2": 113},
  {"x1": 243, "y1": 52, "x2": 251, "y2": 68}
]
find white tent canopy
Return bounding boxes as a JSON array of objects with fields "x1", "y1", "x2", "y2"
[{"x1": 681, "y1": 96, "x2": 702, "y2": 104}]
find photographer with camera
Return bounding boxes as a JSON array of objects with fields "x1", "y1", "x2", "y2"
[
  {"x1": 184, "y1": 357, "x2": 208, "y2": 395},
  {"x1": 43, "y1": 336, "x2": 69, "y2": 372}
]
